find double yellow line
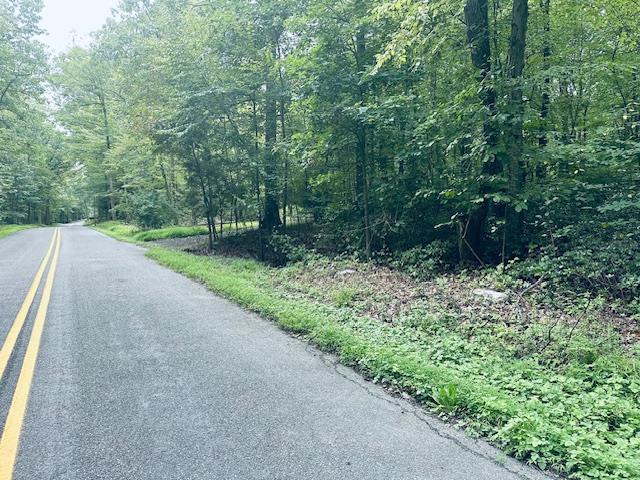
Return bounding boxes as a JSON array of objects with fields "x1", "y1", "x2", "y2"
[{"x1": 0, "y1": 228, "x2": 61, "y2": 479}]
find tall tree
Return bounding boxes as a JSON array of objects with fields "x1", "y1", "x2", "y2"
[
  {"x1": 505, "y1": 0, "x2": 529, "y2": 253},
  {"x1": 462, "y1": 0, "x2": 500, "y2": 262}
]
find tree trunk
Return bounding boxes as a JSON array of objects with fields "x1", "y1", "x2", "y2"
[
  {"x1": 355, "y1": 13, "x2": 371, "y2": 258},
  {"x1": 280, "y1": 97, "x2": 289, "y2": 232},
  {"x1": 99, "y1": 93, "x2": 116, "y2": 221},
  {"x1": 191, "y1": 145, "x2": 216, "y2": 252},
  {"x1": 506, "y1": 0, "x2": 529, "y2": 254},
  {"x1": 462, "y1": 0, "x2": 500, "y2": 263},
  {"x1": 262, "y1": 43, "x2": 282, "y2": 232},
  {"x1": 539, "y1": 0, "x2": 551, "y2": 148}
]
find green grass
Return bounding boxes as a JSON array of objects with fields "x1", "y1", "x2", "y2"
[
  {"x1": 0, "y1": 224, "x2": 39, "y2": 240},
  {"x1": 133, "y1": 225, "x2": 210, "y2": 242},
  {"x1": 97, "y1": 224, "x2": 640, "y2": 480},
  {"x1": 94, "y1": 221, "x2": 260, "y2": 243},
  {"x1": 93, "y1": 221, "x2": 141, "y2": 242}
]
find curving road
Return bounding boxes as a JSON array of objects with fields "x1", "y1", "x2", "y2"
[{"x1": 0, "y1": 225, "x2": 551, "y2": 480}]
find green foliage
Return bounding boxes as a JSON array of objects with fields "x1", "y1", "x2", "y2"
[
  {"x1": 267, "y1": 233, "x2": 310, "y2": 265},
  {"x1": 431, "y1": 383, "x2": 460, "y2": 413},
  {"x1": 121, "y1": 191, "x2": 176, "y2": 230},
  {"x1": 47, "y1": 0, "x2": 640, "y2": 296},
  {"x1": 134, "y1": 226, "x2": 210, "y2": 242},
  {"x1": 0, "y1": 0, "x2": 76, "y2": 224},
  {"x1": 94, "y1": 221, "x2": 140, "y2": 242},
  {"x1": 332, "y1": 286, "x2": 359, "y2": 307},
  {"x1": 508, "y1": 218, "x2": 640, "y2": 303},
  {"x1": 94, "y1": 220, "x2": 263, "y2": 245},
  {"x1": 391, "y1": 241, "x2": 453, "y2": 279}
]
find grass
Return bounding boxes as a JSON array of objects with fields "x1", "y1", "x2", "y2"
[
  {"x1": 134, "y1": 225, "x2": 210, "y2": 242},
  {"x1": 0, "y1": 224, "x2": 39, "y2": 240},
  {"x1": 94, "y1": 221, "x2": 260, "y2": 243},
  {"x1": 97, "y1": 223, "x2": 640, "y2": 480},
  {"x1": 93, "y1": 221, "x2": 141, "y2": 242}
]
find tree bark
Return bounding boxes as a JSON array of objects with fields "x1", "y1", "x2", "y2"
[
  {"x1": 354, "y1": 14, "x2": 371, "y2": 258},
  {"x1": 191, "y1": 145, "x2": 217, "y2": 252},
  {"x1": 462, "y1": 0, "x2": 500, "y2": 263},
  {"x1": 539, "y1": 0, "x2": 551, "y2": 148},
  {"x1": 262, "y1": 47, "x2": 282, "y2": 232},
  {"x1": 99, "y1": 92, "x2": 116, "y2": 221},
  {"x1": 506, "y1": 0, "x2": 529, "y2": 253}
]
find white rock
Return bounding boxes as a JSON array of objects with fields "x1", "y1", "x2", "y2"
[
  {"x1": 473, "y1": 288, "x2": 508, "y2": 302},
  {"x1": 337, "y1": 269, "x2": 357, "y2": 276}
]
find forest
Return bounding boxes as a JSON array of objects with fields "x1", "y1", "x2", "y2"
[
  {"x1": 3, "y1": 0, "x2": 640, "y2": 281},
  {"x1": 2, "y1": 0, "x2": 638, "y2": 272},
  {"x1": 1, "y1": 1, "x2": 639, "y2": 478}
]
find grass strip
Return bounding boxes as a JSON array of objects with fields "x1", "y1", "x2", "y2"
[
  {"x1": 94, "y1": 221, "x2": 260, "y2": 243},
  {"x1": 0, "y1": 225, "x2": 39, "y2": 240}
]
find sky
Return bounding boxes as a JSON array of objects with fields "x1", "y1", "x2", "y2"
[{"x1": 39, "y1": 0, "x2": 120, "y2": 53}]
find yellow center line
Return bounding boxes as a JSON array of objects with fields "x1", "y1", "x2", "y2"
[
  {"x1": 0, "y1": 228, "x2": 62, "y2": 480},
  {"x1": 0, "y1": 228, "x2": 58, "y2": 382}
]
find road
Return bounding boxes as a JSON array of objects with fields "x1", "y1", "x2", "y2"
[{"x1": 0, "y1": 226, "x2": 550, "y2": 480}]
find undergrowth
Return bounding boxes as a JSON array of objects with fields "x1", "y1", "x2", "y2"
[
  {"x1": 94, "y1": 221, "x2": 259, "y2": 243},
  {"x1": 134, "y1": 225, "x2": 210, "y2": 242}
]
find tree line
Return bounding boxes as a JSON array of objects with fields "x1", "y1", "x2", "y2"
[
  {"x1": 0, "y1": 0, "x2": 83, "y2": 225},
  {"x1": 3, "y1": 0, "x2": 639, "y2": 273}
]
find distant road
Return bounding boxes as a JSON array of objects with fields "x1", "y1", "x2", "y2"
[{"x1": 0, "y1": 226, "x2": 549, "y2": 480}]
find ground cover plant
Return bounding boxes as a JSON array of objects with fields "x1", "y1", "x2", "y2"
[{"x1": 97, "y1": 222, "x2": 639, "y2": 480}]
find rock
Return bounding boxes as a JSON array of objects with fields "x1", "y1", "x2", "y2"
[
  {"x1": 337, "y1": 269, "x2": 357, "y2": 276},
  {"x1": 473, "y1": 288, "x2": 508, "y2": 302}
]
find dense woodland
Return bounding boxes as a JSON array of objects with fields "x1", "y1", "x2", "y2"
[{"x1": 2, "y1": 0, "x2": 640, "y2": 295}]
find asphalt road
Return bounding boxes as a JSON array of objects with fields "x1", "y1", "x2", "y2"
[{"x1": 0, "y1": 226, "x2": 551, "y2": 480}]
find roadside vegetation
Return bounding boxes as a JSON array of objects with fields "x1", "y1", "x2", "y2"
[
  {"x1": 94, "y1": 221, "x2": 260, "y2": 243},
  {"x1": 98, "y1": 221, "x2": 640, "y2": 480},
  {"x1": 0, "y1": 225, "x2": 39, "y2": 240}
]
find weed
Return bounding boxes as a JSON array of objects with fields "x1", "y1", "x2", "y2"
[
  {"x1": 332, "y1": 287, "x2": 358, "y2": 307},
  {"x1": 431, "y1": 384, "x2": 459, "y2": 413}
]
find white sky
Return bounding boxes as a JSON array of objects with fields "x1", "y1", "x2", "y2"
[{"x1": 39, "y1": 0, "x2": 120, "y2": 53}]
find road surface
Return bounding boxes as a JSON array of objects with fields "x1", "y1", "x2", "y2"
[{"x1": 0, "y1": 226, "x2": 550, "y2": 480}]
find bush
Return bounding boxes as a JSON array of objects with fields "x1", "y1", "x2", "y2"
[
  {"x1": 392, "y1": 240, "x2": 453, "y2": 280},
  {"x1": 509, "y1": 220, "x2": 640, "y2": 302},
  {"x1": 266, "y1": 233, "x2": 313, "y2": 266}
]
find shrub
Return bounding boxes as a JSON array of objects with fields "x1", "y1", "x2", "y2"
[
  {"x1": 121, "y1": 191, "x2": 176, "y2": 229},
  {"x1": 392, "y1": 240, "x2": 453, "y2": 280},
  {"x1": 267, "y1": 233, "x2": 310, "y2": 265},
  {"x1": 509, "y1": 221, "x2": 640, "y2": 302}
]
